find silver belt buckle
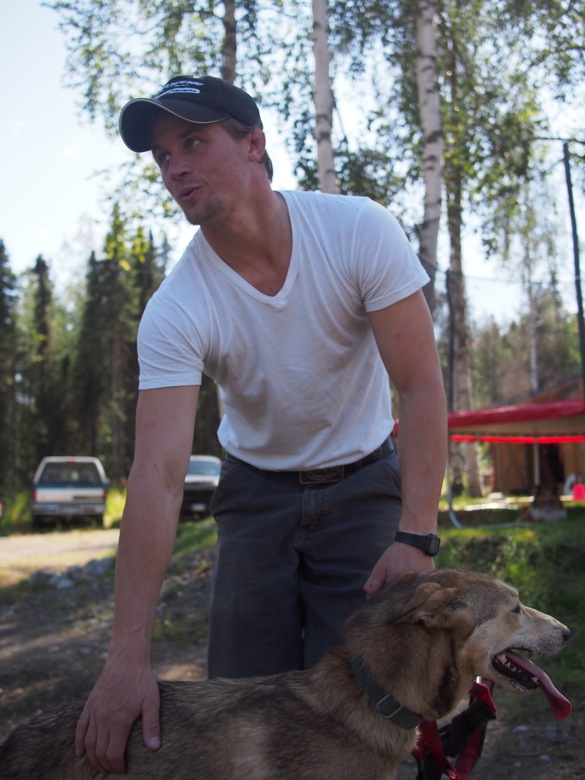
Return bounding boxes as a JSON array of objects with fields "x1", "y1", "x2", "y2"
[{"x1": 299, "y1": 466, "x2": 344, "y2": 484}]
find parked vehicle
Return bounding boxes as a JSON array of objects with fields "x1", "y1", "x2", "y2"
[
  {"x1": 180, "y1": 455, "x2": 221, "y2": 519},
  {"x1": 31, "y1": 456, "x2": 109, "y2": 529}
]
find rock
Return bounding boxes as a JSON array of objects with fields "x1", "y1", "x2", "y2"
[
  {"x1": 49, "y1": 573, "x2": 74, "y2": 590},
  {"x1": 543, "y1": 727, "x2": 559, "y2": 742},
  {"x1": 83, "y1": 558, "x2": 112, "y2": 578},
  {"x1": 29, "y1": 567, "x2": 58, "y2": 587}
]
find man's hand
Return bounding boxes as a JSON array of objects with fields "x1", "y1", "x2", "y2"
[
  {"x1": 75, "y1": 660, "x2": 161, "y2": 773},
  {"x1": 364, "y1": 541, "x2": 435, "y2": 598}
]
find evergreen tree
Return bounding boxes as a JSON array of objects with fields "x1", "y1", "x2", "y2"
[
  {"x1": 74, "y1": 210, "x2": 169, "y2": 480},
  {"x1": 75, "y1": 250, "x2": 107, "y2": 457},
  {"x1": 123, "y1": 226, "x2": 167, "y2": 462},
  {"x1": 472, "y1": 291, "x2": 581, "y2": 409},
  {"x1": 100, "y1": 203, "x2": 137, "y2": 480},
  {"x1": 31, "y1": 256, "x2": 55, "y2": 461},
  {"x1": 0, "y1": 240, "x2": 17, "y2": 491}
]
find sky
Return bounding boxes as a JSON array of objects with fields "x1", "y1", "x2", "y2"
[
  {"x1": 0, "y1": 0, "x2": 296, "y2": 288},
  {"x1": 1, "y1": 1, "x2": 131, "y2": 280},
  {"x1": 1, "y1": 0, "x2": 582, "y2": 323}
]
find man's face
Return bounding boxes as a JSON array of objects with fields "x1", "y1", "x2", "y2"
[{"x1": 151, "y1": 114, "x2": 250, "y2": 226}]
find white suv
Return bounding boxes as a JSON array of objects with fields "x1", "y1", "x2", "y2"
[{"x1": 31, "y1": 456, "x2": 109, "y2": 529}]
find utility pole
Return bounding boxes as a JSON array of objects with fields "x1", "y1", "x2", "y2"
[{"x1": 563, "y1": 141, "x2": 585, "y2": 397}]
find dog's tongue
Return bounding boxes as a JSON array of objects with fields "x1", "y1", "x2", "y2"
[{"x1": 505, "y1": 651, "x2": 572, "y2": 719}]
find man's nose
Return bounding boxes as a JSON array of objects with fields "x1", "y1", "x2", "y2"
[{"x1": 168, "y1": 154, "x2": 192, "y2": 179}]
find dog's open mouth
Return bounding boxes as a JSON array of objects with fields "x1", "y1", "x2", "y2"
[{"x1": 492, "y1": 650, "x2": 571, "y2": 719}]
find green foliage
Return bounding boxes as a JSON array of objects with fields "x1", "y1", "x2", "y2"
[
  {"x1": 172, "y1": 517, "x2": 218, "y2": 556},
  {"x1": 45, "y1": 0, "x2": 274, "y2": 128},
  {"x1": 437, "y1": 516, "x2": 585, "y2": 617},
  {"x1": 0, "y1": 491, "x2": 31, "y2": 532},
  {"x1": 72, "y1": 203, "x2": 169, "y2": 479},
  {"x1": 471, "y1": 287, "x2": 582, "y2": 406},
  {"x1": 0, "y1": 240, "x2": 17, "y2": 491},
  {"x1": 103, "y1": 486, "x2": 127, "y2": 527},
  {"x1": 0, "y1": 204, "x2": 174, "y2": 490}
]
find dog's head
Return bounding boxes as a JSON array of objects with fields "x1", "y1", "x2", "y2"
[{"x1": 343, "y1": 569, "x2": 571, "y2": 721}]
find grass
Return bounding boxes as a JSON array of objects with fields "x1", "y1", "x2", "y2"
[
  {"x1": 173, "y1": 517, "x2": 217, "y2": 555},
  {"x1": 152, "y1": 517, "x2": 217, "y2": 643},
  {"x1": 104, "y1": 487, "x2": 126, "y2": 527},
  {"x1": 0, "y1": 491, "x2": 30, "y2": 531}
]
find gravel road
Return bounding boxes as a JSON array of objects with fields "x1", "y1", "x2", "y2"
[{"x1": 0, "y1": 529, "x2": 120, "y2": 586}]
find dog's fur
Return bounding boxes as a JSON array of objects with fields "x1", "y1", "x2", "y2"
[{"x1": 0, "y1": 569, "x2": 570, "y2": 780}]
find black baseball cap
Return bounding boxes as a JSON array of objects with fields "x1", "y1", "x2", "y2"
[{"x1": 119, "y1": 75, "x2": 263, "y2": 152}]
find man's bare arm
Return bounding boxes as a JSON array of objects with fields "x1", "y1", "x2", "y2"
[
  {"x1": 75, "y1": 385, "x2": 199, "y2": 773},
  {"x1": 364, "y1": 290, "x2": 447, "y2": 594}
]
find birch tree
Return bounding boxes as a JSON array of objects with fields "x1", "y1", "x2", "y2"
[
  {"x1": 312, "y1": 0, "x2": 339, "y2": 193},
  {"x1": 414, "y1": 0, "x2": 443, "y2": 314},
  {"x1": 47, "y1": 0, "x2": 264, "y2": 126}
]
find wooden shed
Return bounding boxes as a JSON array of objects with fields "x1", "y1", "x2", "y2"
[{"x1": 448, "y1": 380, "x2": 585, "y2": 494}]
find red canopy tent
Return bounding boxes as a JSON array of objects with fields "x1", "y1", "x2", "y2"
[
  {"x1": 446, "y1": 398, "x2": 585, "y2": 493},
  {"x1": 394, "y1": 397, "x2": 585, "y2": 501},
  {"x1": 448, "y1": 398, "x2": 585, "y2": 443}
]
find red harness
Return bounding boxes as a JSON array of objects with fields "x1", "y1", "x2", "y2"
[{"x1": 412, "y1": 680, "x2": 497, "y2": 780}]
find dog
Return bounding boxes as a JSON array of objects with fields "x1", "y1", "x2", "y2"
[{"x1": 0, "y1": 569, "x2": 571, "y2": 780}]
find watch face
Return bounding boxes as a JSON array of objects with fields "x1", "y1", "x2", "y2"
[{"x1": 425, "y1": 535, "x2": 441, "y2": 555}]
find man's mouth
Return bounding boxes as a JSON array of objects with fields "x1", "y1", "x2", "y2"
[{"x1": 177, "y1": 185, "x2": 201, "y2": 203}]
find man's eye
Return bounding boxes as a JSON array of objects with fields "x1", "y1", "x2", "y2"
[{"x1": 187, "y1": 137, "x2": 200, "y2": 149}]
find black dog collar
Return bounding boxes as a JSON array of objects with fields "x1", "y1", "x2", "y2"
[{"x1": 350, "y1": 657, "x2": 423, "y2": 729}]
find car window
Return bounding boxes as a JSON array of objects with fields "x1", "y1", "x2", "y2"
[
  {"x1": 39, "y1": 463, "x2": 101, "y2": 485},
  {"x1": 187, "y1": 459, "x2": 220, "y2": 476}
]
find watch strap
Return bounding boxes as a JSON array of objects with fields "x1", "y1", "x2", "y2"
[{"x1": 394, "y1": 531, "x2": 441, "y2": 556}]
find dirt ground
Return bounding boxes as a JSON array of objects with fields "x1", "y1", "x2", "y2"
[{"x1": 0, "y1": 528, "x2": 583, "y2": 779}]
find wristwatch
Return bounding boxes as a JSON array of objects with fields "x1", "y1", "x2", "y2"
[{"x1": 394, "y1": 531, "x2": 441, "y2": 557}]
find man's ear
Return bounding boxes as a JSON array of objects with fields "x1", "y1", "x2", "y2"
[{"x1": 248, "y1": 127, "x2": 266, "y2": 163}]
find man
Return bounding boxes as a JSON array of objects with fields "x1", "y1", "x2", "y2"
[{"x1": 75, "y1": 75, "x2": 447, "y2": 773}]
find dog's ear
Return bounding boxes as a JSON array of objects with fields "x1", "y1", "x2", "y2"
[{"x1": 388, "y1": 582, "x2": 474, "y2": 633}]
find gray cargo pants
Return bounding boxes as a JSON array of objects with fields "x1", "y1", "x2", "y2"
[{"x1": 207, "y1": 437, "x2": 401, "y2": 678}]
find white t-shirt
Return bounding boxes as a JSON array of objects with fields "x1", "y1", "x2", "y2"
[{"x1": 138, "y1": 191, "x2": 429, "y2": 470}]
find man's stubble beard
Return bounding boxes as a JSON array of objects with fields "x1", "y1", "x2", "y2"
[{"x1": 181, "y1": 193, "x2": 228, "y2": 227}]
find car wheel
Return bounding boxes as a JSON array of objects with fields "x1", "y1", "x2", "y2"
[{"x1": 32, "y1": 515, "x2": 44, "y2": 530}]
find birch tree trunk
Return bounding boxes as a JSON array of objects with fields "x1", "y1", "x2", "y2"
[
  {"x1": 415, "y1": 0, "x2": 443, "y2": 315},
  {"x1": 445, "y1": 175, "x2": 483, "y2": 497},
  {"x1": 443, "y1": 32, "x2": 482, "y2": 498},
  {"x1": 221, "y1": 0, "x2": 237, "y2": 83},
  {"x1": 312, "y1": 0, "x2": 339, "y2": 194},
  {"x1": 217, "y1": 0, "x2": 236, "y2": 419}
]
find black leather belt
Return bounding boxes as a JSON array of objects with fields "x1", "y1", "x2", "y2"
[
  {"x1": 225, "y1": 437, "x2": 395, "y2": 485},
  {"x1": 295, "y1": 437, "x2": 395, "y2": 485}
]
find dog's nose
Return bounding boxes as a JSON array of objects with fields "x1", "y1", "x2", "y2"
[{"x1": 561, "y1": 625, "x2": 571, "y2": 643}]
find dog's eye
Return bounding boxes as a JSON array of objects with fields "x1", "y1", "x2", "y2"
[{"x1": 511, "y1": 604, "x2": 521, "y2": 614}]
